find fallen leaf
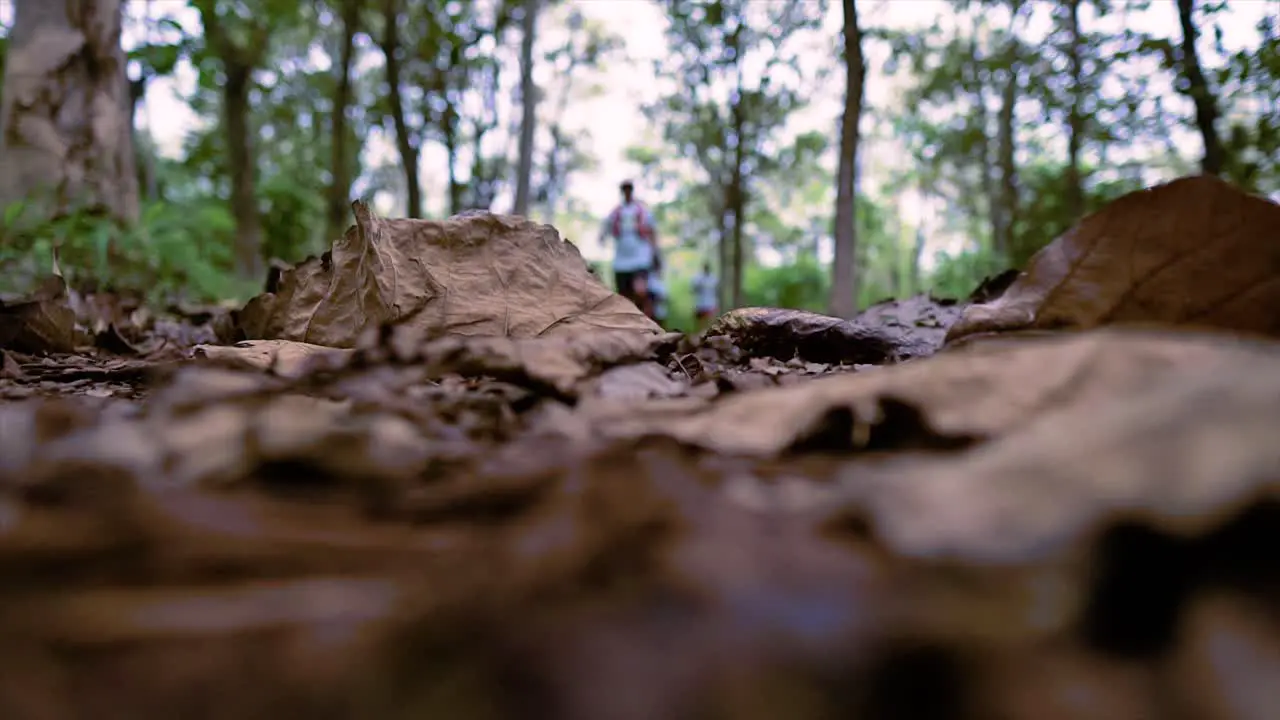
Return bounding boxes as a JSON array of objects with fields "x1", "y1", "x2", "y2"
[
  {"x1": 421, "y1": 329, "x2": 673, "y2": 397},
  {"x1": 0, "y1": 274, "x2": 76, "y2": 354},
  {"x1": 947, "y1": 175, "x2": 1280, "y2": 344},
  {"x1": 592, "y1": 328, "x2": 1280, "y2": 457},
  {"x1": 239, "y1": 203, "x2": 660, "y2": 348},
  {"x1": 0, "y1": 351, "x2": 25, "y2": 380},
  {"x1": 708, "y1": 307, "x2": 935, "y2": 365},
  {"x1": 193, "y1": 340, "x2": 354, "y2": 379},
  {"x1": 588, "y1": 361, "x2": 688, "y2": 401}
]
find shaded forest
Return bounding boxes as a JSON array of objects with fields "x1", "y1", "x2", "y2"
[
  {"x1": 0, "y1": 0, "x2": 1277, "y2": 324},
  {"x1": 5, "y1": 3, "x2": 1280, "y2": 717}
]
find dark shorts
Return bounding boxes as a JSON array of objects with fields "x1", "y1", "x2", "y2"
[{"x1": 614, "y1": 269, "x2": 649, "y2": 302}]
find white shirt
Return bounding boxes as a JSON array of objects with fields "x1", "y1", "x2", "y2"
[
  {"x1": 691, "y1": 272, "x2": 718, "y2": 310},
  {"x1": 602, "y1": 202, "x2": 655, "y2": 273}
]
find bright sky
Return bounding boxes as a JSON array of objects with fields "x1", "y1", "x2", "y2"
[{"x1": 1, "y1": 0, "x2": 1273, "y2": 264}]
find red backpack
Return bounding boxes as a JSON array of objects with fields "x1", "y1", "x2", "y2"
[{"x1": 609, "y1": 202, "x2": 654, "y2": 241}]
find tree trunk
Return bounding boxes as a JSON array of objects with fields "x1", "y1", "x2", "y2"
[
  {"x1": 1064, "y1": 0, "x2": 1084, "y2": 220},
  {"x1": 379, "y1": 0, "x2": 421, "y2": 217},
  {"x1": 828, "y1": 0, "x2": 865, "y2": 318},
  {"x1": 968, "y1": 30, "x2": 1000, "y2": 255},
  {"x1": 513, "y1": 0, "x2": 539, "y2": 217},
  {"x1": 196, "y1": 0, "x2": 269, "y2": 279},
  {"x1": 326, "y1": 0, "x2": 360, "y2": 240},
  {"x1": 994, "y1": 23, "x2": 1019, "y2": 260},
  {"x1": 729, "y1": 159, "x2": 745, "y2": 310},
  {"x1": 727, "y1": 95, "x2": 747, "y2": 310},
  {"x1": 444, "y1": 102, "x2": 463, "y2": 215},
  {"x1": 129, "y1": 76, "x2": 158, "y2": 202},
  {"x1": 0, "y1": 0, "x2": 139, "y2": 222},
  {"x1": 223, "y1": 63, "x2": 265, "y2": 280},
  {"x1": 1174, "y1": 0, "x2": 1225, "y2": 175},
  {"x1": 718, "y1": 205, "x2": 732, "y2": 311}
]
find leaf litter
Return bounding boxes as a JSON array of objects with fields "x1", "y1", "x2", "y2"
[{"x1": 1, "y1": 181, "x2": 1280, "y2": 718}]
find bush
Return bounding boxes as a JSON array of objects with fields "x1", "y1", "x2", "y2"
[{"x1": 0, "y1": 198, "x2": 256, "y2": 303}]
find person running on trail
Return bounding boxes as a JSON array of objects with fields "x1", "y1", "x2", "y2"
[
  {"x1": 691, "y1": 262, "x2": 718, "y2": 331},
  {"x1": 599, "y1": 180, "x2": 660, "y2": 317}
]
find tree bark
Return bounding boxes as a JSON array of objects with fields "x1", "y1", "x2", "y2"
[
  {"x1": 729, "y1": 129, "x2": 745, "y2": 310},
  {"x1": 223, "y1": 63, "x2": 265, "y2": 280},
  {"x1": 197, "y1": 1, "x2": 269, "y2": 280},
  {"x1": 513, "y1": 0, "x2": 539, "y2": 217},
  {"x1": 1174, "y1": 0, "x2": 1226, "y2": 175},
  {"x1": 0, "y1": 0, "x2": 139, "y2": 222},
  {"x1": 326, "y1": 0, "x2": 360, "y2": 240},
  {"x1": 128, "y1": 76, "x2": 158, "y2": 201},
  {"x1": 828, "y1": 0, "x2": 865, "y2": 318},
  {"x1": 1064, "y1": 0, "x2": 1084, "y2": 220},
  {"x1": 994, "y1": 9, "x2": 1020, "y2": 260},
  {"x1": 379, "y1": 0, "x2": 421, "y2": 217}
]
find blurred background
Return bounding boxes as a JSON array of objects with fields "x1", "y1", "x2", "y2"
[{"x1": 0, "y1": 0, "x2": 1276, "y2": 330}]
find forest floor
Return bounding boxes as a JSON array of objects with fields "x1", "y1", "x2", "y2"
[{"x1": 0, "y1": 175, "x2": 1279, "y2": 719}]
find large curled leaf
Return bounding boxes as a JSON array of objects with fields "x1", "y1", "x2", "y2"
[
  {"x1": 946, "y1": 175, "x2": 1280, "y2": 345},
  {"x1": 590, "y1": 328, "x2": 1280, "y2": 457},
  {"x1": 238, "y1": 203, "x2": 660, "y2": 348}
]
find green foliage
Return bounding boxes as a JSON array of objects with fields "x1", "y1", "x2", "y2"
[
  {"x1": 927, "y1": 247, "x2": 1003, "y2": 300},
  {"x1": 744, "y1": 257, "x2": 830, "y2": 312},
  {"x1": 2, "y1": 0, "x2": 1277, "y2": 315},
  {"x1": 0, "y1": 199, "x2": 253, "y2": 302}
]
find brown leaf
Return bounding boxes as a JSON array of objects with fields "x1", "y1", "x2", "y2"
[
  {"x1": 193, "y1": 340, "x2": 354, "y2": 379},
  {"x1": 946, "y1": 175, "x2": 1280, "y2": 345},
  {"x1": 239, "y1": 203, "x2": 660, "y2": 348},
  {"x1": 421, "y1": 329, "x2": 672, "y2": 397},
  {"x1": 592, "y1": 328, "x2": 1280, "y2": 457},
  {"x1": 707, "y1": 307, "x2": 935, "y2": 365},
  {"x1": 0, "y1": 351, "x2": 26, "y2": 380},
  {"x1": 0, "y1": 274, "x2": 76, "y2": 354}
]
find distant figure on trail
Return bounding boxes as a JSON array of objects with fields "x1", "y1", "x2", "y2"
[
  {"x1": 691, "y1": 262, "x2": 718, "y2": 331},
  {"x1": 600, "y1": 179, "x2": 660, "y2": 318},
  {"x1": 648, "y1": 268, "x2": 668, "y2": 329}
]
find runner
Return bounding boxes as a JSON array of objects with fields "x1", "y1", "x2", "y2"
[
  {"x1": 599, "y1": 180, "x2": 660, "y2": 317},
  {"x1": 691, "y1": 262, "x2": 718, "y2": 331}
]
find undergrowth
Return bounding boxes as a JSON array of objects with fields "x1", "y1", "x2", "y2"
[{"x1": 0, "y1": 199, "x2": 260, "y2": 304}]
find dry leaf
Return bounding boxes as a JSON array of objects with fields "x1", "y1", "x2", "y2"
[
  {"x1": 947, "y1": 175, "x2": 1280, "y2": 344},
  {"x1": 193, "y1": 340, "x2": 354, "y2": 379},
  {"x1": 592, "y1": 328, "x2": 1280, "y2": 456},
  {"x1": 239, "y1": 203, "x2": 660, "y2": 348},
  {"x1": 421, "y1": 329, "x2": 672, "y2": 396},
  {"x1": 707, "y1": 307, "x2": 936, "y2": 364},
  {"x1": 0, "y1": 274, "x2": 76, "y2": 354}
]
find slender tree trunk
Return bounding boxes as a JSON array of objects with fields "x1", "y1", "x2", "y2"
[
  {"x1": 196, "y1": 0, "x2": 269, "y2": 279},
  {"x1": 970, "y1": 34, "x2": 1001, "y2": 255},
  {"x1": 1174, "y1": 0, "x2": 1226, "y2": 175},
  {"x1": 828, "y1": 0, "x2": 865, "y2": 318},
  {"x1": 994, "y1": 14, "x2": 1020, "y2": 260},
  {"x1": 1064, "y1": 0, "x2": 1084, "y2": 219},
  {"x1": 729, "y1": 150, "x2": 745, "y2": 310},
  {"x1": 513, "y1": 0, "x2": 539, "y2": 216},
  {"x1": 379, "y1": 0, "x2": 421, "y2": 217},
  {"x1": 0, "y1": 0, "x2": 139, "y2": 222},
  {"x1": 224, "y1": 63, "x2": 265, "y2": 279},
  {"x1": 327, "y1": 0, "x2": 360, "y2": 239},
  {"x1": 718, "y1": 206, "x2": 732, "y2": 311},
  {"x1": 129, "y1": 76, "x2": 158, "y2": 201},
  {"x1": 727, "y1": 93, "x2": 747, "y2": 310},
  {"x1": 445, "y1": 106, "x2": 462, "y2": 215}
]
